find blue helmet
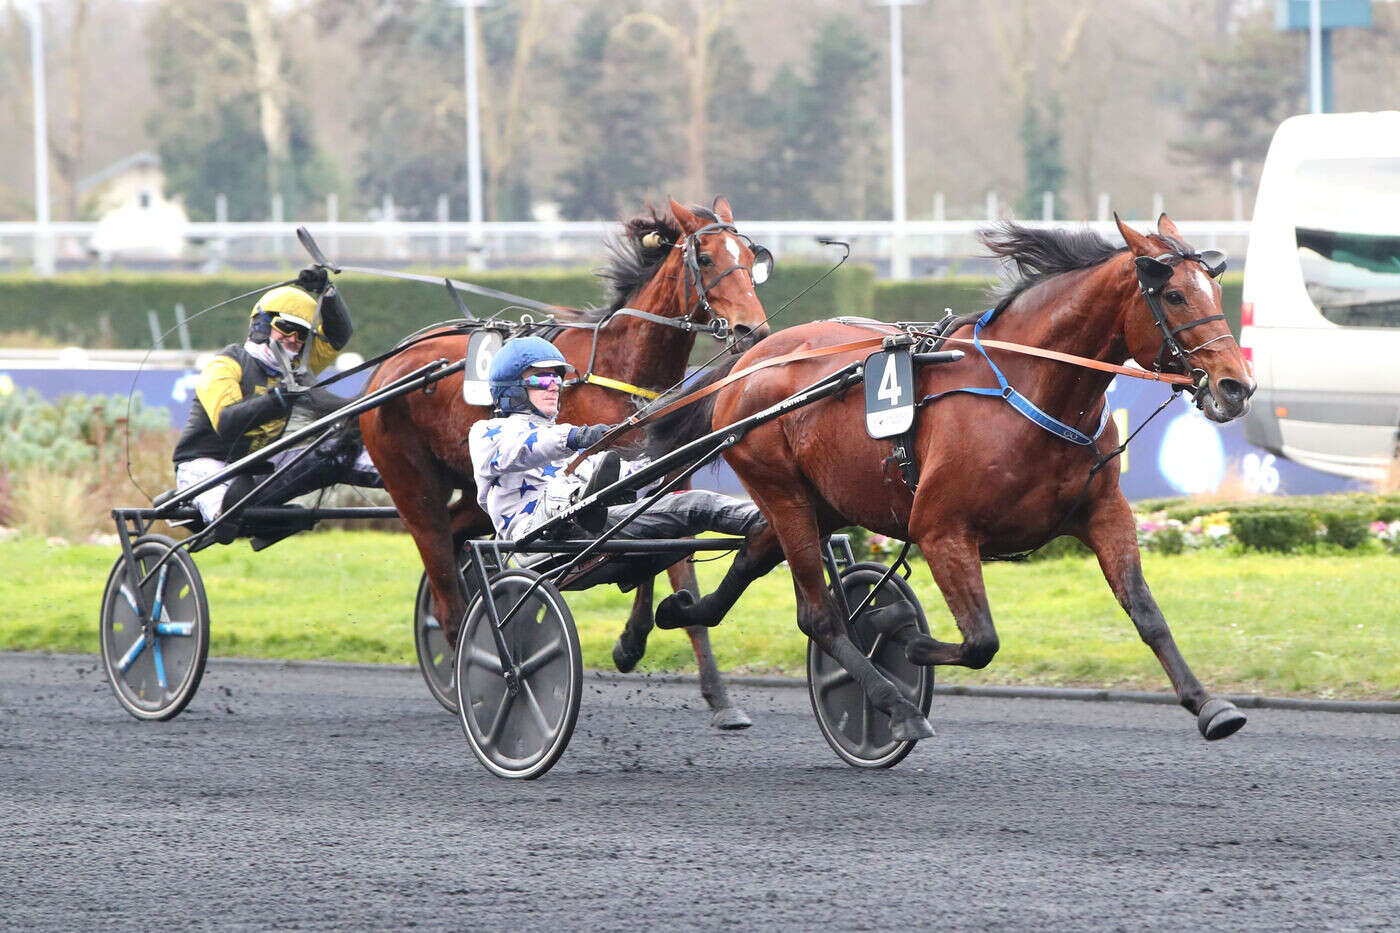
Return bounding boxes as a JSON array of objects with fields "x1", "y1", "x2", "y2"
[{"x1": 488, "y1": 335, "x2": 570, "y2": 415}]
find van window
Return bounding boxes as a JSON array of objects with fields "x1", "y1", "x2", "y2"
[{"x1": 1292, "y1": 157, "x2": 1400, "y2": 328}]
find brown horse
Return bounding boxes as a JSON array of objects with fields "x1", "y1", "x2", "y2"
[
  {"x1": 642, "y1": 215, "x2": 1256, "y2": 742},
  {"x1": 360, "y1": 197, "x2": 771, "y2": 729}
]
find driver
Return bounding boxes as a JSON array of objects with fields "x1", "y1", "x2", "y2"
[
  {"x1": 171, "y1": 268, "x2": 381, "y2": 543},
  {"x1": 467, "y1": 335, "x2": 762, "y2": 543}
]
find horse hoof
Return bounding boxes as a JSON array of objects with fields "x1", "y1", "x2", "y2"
[
  {"x1": 904, "y1": 635, "x2": 939, "y2": 666},
  {"x1": 891, "y1": 714, "x2": 936, "y2": 742},
  {"x1": 711, "y1": 707, "x2": 752, "y2": 730},
  {"x1": 1197, "y1": 697, "x2": 1247, "y2": 741},
  {"x1": 654, "y1": 590, "x2": 698, "y2": 630},
  {"x1": 612, "y1": 636, "x2": 643, "y2": 674}
]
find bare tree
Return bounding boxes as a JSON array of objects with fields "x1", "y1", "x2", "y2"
[{"x1": 612, "y1": 0, "x2": 740, "y2": 197}]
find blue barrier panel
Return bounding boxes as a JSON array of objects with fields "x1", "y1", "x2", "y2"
[{"x1": 0, "y1": 364, "x2": 1366, "y2": 502}]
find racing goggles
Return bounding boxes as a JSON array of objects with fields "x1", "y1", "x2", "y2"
[
  {"x1": 271, "y1": 317, "x2": 310, "y2": 341},
  {"x1": 521, "y1": 372, "x2": 565, "y2": 390}
]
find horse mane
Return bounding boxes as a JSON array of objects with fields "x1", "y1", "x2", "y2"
[
  {"x1": 980, "y1": 222, "x2": 1128, "y2": 314},
  {"x1": 594, "y1": 203, "x2": 719, "y2": 316}
]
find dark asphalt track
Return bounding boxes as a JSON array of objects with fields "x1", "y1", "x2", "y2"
[{"x1": 2, "y1": 652, "x2": 1397, "y2": 930}]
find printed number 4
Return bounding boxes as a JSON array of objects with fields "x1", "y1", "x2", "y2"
[{"x1": 878, "y1": 355, "x2": 902, "y2": 405}]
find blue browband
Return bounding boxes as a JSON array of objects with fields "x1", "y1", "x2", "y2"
[{"x1": 918, "y1": 308, "x2": 1110, "y2": 447}]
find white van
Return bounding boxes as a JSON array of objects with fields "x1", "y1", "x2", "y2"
[{"x1": 1240, "y1": 111, "x2": 1400, "y2": 481}]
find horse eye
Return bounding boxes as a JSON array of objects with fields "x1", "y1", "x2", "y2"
[
  {"x1": 697, "y1": 254, "x2": 714, "y2": 267},
  {"x1": 1164, "y1": 291, "x2": 1186, "y2": 305}
]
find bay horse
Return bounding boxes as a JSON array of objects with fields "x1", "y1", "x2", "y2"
[
  {"x1": 641, "y1": 215, "x2": 1256, "y2": 742},
  {"x1": 360, "y1": 197, "x2": 771, "y2": 729}
]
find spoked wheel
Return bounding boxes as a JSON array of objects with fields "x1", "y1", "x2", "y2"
[
  {"x1": 455, "y1": 569, "x2": 582, "y2": 780},
  {"x1": 413, "y1": 571, "x2": 458, "y2": 713},
  {"x1": 807, "y1": 562, "x2": 933, "y2": 769},
  {"x1": 99, "y1": 534, "x2": 211, "y2": 721}
]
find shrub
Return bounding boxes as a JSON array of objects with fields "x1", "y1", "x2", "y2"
[
  {"x1": 1231, "y1": 511, "x2": 1317, "y2": 552},
  {"x1": 1149, "y1": 525, "x2": 1186, "y2": 555},
  {"x1": 1026, "y1": 535, "x2": 1092, "y2": 561},
  {"x1": 1321, "y1": 510, "x2": 1370, "y2": 549},
  {"x1": 0, "y1": 390, "x2": 174, "y2": 539}
]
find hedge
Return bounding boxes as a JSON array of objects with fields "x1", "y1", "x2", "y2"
[
  {"x1": 0, "y1": 267, "x2": 1239, "y2": 353},
  {"x1": 0, "y1": 263, "x2": 873, "y2": 354}
]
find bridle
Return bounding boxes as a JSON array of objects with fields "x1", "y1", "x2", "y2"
[
  {"x1": 676, "y1": 221, "x2": 773, "y2": 347},
  {"x1": 1133, "y1": 247, "x2": 1230, "y2": 387}
]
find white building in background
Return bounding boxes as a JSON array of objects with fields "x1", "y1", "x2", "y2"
[{"x1": 77, "y1": 151, "x2": 189, "y2": 261}]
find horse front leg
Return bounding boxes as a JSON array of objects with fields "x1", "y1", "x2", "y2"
[
  {"x1": 1082, "y1": 493, "x2": 1247, "y2": 741},
  {"x1": 902, "y1": 532, "x2": 1002, "y2": 670}
]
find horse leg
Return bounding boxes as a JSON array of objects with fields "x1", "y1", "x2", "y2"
[
  {"x1": 653, "y1": 520, "x2": 784, "y2": 631},
  {"x1": 1083, "y1": 494, "x2": 1247, "y2": 740},
  {"x1": 612, "y1": 575, "x2": 655, "y2": 673},
  {"x1": 900, "y1": 532, "x2": 1003, "y2": 670},
  {"x1": 371, "y1": 439, "x2": 467, "y2": 648},
  {"x1": 766, "y1": 497, "x2": 935, "y2": 741},
  {"x1": 670, "y1": 559, "x2": 753, "y2": 730}
]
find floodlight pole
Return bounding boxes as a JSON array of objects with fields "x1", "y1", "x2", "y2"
[
  {"x1": 876, "y1": 0, "x2": 920, "y2": 280},
  {"x1": 24, "y1": 0, "x2": 54, "y2": 276},
  {"x1": 461, "y1": 0, "x2": 488, "y2": 256}
]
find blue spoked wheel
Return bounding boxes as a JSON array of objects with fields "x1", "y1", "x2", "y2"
[
  {"x1": 807, "y1": 562, "x2": 934, "y2": 769},
  {"x1": 413, "y1": 570, "x2": 458, "y2": 713},
  {"x1": 455, "y1": 569, "x2": 582, "y2": 780},
  {"x1": 99, "y1": 534, "x2": 210, "y2": 721}
]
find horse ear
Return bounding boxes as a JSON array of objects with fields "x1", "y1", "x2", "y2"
[
  {"x1": 711, "y1": 196, "x2": 734, "y2": 224},
  {"x1": 1114, "y1": 212, "x2": 1154, "y2": 256},
  {"x1": 669, "y1": 197, "x2": 703, "y2": 234},
  {"x1": 1156, "y1": 213, "x2": 1183, "y2": 241}
]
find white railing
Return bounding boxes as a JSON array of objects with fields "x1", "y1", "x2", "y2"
[{"x1": 0, "y1": 219, "x2": 1252, "y2": 278}]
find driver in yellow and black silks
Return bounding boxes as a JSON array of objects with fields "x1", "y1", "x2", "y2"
[{"x1": 171, "y1": 268, "x2": 381, "y2": 544}]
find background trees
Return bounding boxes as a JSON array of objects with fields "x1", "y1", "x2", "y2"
[{"x1": 1, "y1": 0, "x2": 1396, "y2": 224}]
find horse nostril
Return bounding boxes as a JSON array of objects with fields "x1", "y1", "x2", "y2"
[
  {"x1": 1217, "y1": 377, "x2": 1248, "y2": 405},
  {"x1": 733, "y1": 324, "x2": 753, "y2": 341}
]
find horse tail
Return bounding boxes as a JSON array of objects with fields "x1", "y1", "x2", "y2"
[{"x1": 636, "y1": 355, "x2": 741, "y2": 460}]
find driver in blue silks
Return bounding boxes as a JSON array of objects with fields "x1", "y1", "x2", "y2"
[{"x1": 466, "y1": 335, "x2": 761, "y2": 542}]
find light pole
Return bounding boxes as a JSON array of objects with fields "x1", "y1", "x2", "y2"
[
  {"x1": 875, "y1": 0, "x2": 921, "y2": 280},
  {"x1": 459, "y1": 0, "x2": 490, "y2": 260},
  {"x1": 23, "y1": 0, "x2": 54, "y2": 275}
]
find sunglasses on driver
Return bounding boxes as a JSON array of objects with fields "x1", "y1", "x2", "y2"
[
  {"x1": 522, "y1": 372, "x2": 565, "y2": 390},
  {"x1": 271, "y1": 318, "x2": 310, "y2": 341}
]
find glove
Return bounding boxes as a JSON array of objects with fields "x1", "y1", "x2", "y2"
[
  {"x1": 566, "y1": 423, "x2": 614, "y2": 451},
  {"x1": 296, "y1": 266, "x2": 330, "y2": 295},
  {"x1": 271, "y1": 382, "x2": 310, "y2": 408}
]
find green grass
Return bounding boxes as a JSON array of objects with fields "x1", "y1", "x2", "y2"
[{"x1": 8, "y1": 531, "x2": 1398, "y2": 699}]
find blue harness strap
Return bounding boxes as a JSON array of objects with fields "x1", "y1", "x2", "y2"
[{"x1": 918, "y1": 308, "x2": 1110, "y2": 447}]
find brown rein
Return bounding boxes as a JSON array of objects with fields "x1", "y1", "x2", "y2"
[{"x1": 567, "y1": 326, "x2": 1194, "y2": 470}]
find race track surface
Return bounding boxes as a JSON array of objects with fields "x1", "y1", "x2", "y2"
[{"x1": 2, "y1": 652, "x2": 1397, "y2": 930}]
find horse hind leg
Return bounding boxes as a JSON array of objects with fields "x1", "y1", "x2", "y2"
[
  {"x1": 772, "y1": 498, "x2": 935, "y2": 741},
  {"x1": 612, "y1": 575, "x2": 655, "y2": 673},
  {"x1": 669, "y1": 560, "x2": 752, "y2": 730}
]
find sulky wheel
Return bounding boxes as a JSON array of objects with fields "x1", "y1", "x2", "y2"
[
  {"x1": 413, "y1": 570, "x2": 458, "y2": 714},
  {"x1": 99, "y1": 534, "x2": 211, "y2": 721},
  {"x1": 807, "y1": 561, "x2": 934, "y2": 769},
  {"x1": 454, "y1": 568, "x2": 582, "y2": 780}
]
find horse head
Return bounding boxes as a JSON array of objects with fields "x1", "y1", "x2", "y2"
[
  {"x1": 664, "y1": 196, "x2": 772, "y2": 348},
  {"x1": 1115, "y1": 214, "x2": 1255, "y2": 423}
]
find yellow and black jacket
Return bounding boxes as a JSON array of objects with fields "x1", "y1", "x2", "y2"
[{"x1": 173, "y1": 294, "x2": 349, "y2": 464}]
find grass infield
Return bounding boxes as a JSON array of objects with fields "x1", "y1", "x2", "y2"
[{"x1": 7, "y1": 530, "x2": 1397, "y2": 700}]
